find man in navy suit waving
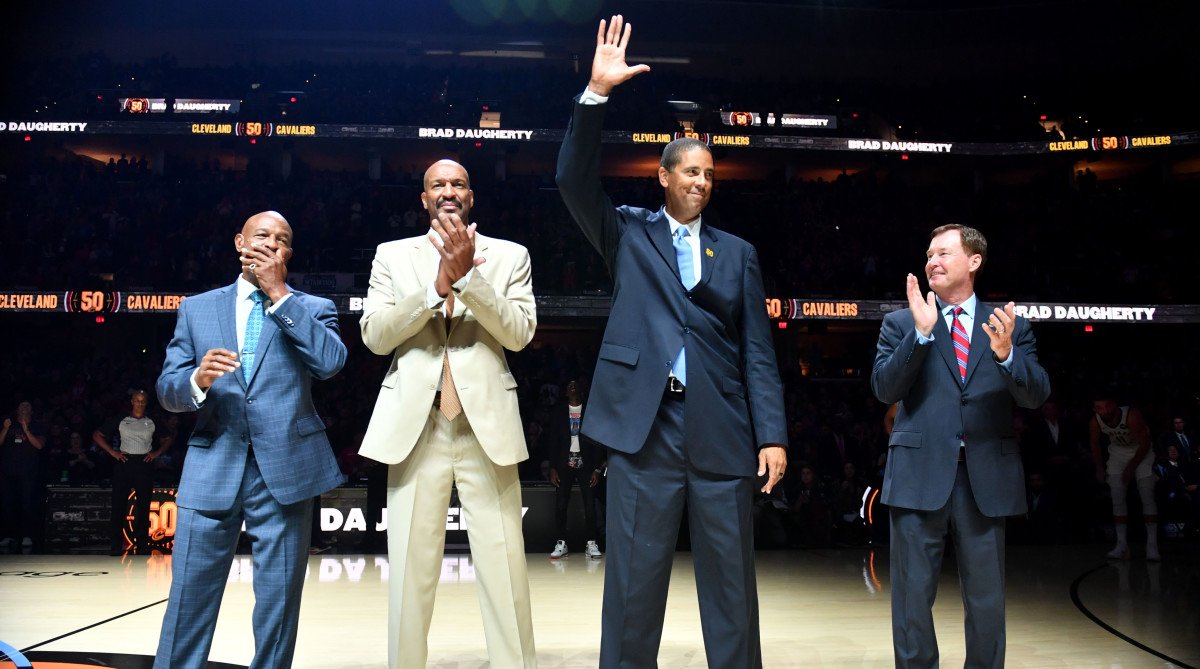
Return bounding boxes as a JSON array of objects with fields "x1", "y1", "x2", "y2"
[
  {"x1": 556, "y1": 16, "x2": 788, "y2": 669},
  {"x1": 154, "y1": 210, "x2": 346, "y2": 669},
  {"x1": 871, "y1": 224, "x2": 1050, "y2": 668}
]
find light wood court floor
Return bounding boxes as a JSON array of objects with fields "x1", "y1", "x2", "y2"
[{"x1": 1, "y1": 542, "x2": 1197, "y2": 668}]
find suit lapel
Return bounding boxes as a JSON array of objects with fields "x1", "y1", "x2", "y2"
[
  {"x1": 246, "y1": 295, "x2": 283, "y2": 388},
  {"x1": 646, "y1": 209, "x2": 680, "y2": 280},
  {"x1": 218, "y1": 284, "x2": 248, "y2": 392},
  {"x1": 964, "y1": 301, "x2": 991, "y2": 385},
  {"x1": 411, "y1": 237, "x2": 437, "y2": 290},
  {"x1": 695, "y1": 223, "x2": 719, "y2": 290}
]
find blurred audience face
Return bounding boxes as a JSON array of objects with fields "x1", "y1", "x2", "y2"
[
  {"x1": 1092, "y1": 399, "x2": 1119, "y2": 422},
  {"x1": 925, "y1": 229, "x2": 980, "y2": 301},
  {"x1": 130, "y1": 391, "x2": 148, "y2": 417},
  {"x1": 1042, "y1": 400, "x2": 1060, "y2": 422},
  {"x1": 1028, "y1": 472, "x2": 1045, "y2": 492},
  {"x1": 1166, "y1": 444, "x2": 1180, "y2": 462},
  {"x1": 1173, "y1": 417, "x2": 1186, "y2": 433},
  {"x1": 421, "y1": 160, "x2": 474, "y2": 224}
]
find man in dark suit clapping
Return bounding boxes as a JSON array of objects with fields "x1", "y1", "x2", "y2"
[{"x1": 871, "y1": 224, "x2": 1050, "y2": 668}]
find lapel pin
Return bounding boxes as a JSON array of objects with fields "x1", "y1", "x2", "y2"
[{"x1": 705, "y1": 248, "x2": 714, "y2": 257}]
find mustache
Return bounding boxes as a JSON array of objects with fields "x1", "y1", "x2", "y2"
[{"x1": 435, "y1": 197, "x2": 462, "y2": 210}]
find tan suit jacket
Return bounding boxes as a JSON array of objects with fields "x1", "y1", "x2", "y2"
[{"x1": 359, "y1": 232, "x2": 536, "y2": 466}]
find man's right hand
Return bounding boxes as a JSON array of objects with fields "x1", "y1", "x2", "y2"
[
  {"x1": 906, "y1": 273, "x2": 938, "y2": 338},
  {"x1": 549, "y1": 469, "x2": 560, "y2": 487},
  {"x1": 588, "y1": 15, "x2": 650, "y2": 97},
  {"x1": 196, "y1": 348, "x2": 240, "y2": 390}
]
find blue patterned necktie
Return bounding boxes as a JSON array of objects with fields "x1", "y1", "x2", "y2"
[
  {"x1": 242, "y1": 290, "x2": 266, "y2": 381},
  {"x1": 671, "y1": 226, "x2": 695, "y2": 385}
]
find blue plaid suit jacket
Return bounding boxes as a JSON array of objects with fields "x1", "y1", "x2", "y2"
[{"x1": 157, "y1": 282, "x2": 347, "y2": 511}]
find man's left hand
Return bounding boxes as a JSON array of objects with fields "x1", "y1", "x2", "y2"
[
  {"x1": 982, "y1": 301, "x2": 1016, "y2": 362},
  {"x1": 241, "y1": 243, "x2": 291, "y2": 303},
  {"x1": 758, "y1": 445, "x2": 787, "y2": 493}
]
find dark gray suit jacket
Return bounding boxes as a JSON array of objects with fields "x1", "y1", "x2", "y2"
[{"x1": 871, "y1": 302, "x2": 1050, "y2": 516}]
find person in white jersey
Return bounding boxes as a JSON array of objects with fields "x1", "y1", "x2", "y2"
[{"x1": 1090, "y1": 394, "x2": 1158, "y2": 560}]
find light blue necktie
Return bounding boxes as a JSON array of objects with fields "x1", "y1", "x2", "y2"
[
  {"x1": 671, "y1": 226, "x2": 696, "y2": 385},
  {"x1": 242, "y1": 290, "x2": 266, "y2": 381}
]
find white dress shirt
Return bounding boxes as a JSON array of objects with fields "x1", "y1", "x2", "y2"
[
  {"x1": 189, "y1": 275, "x2": 291, "y2": 403},
  {"x1": 915, "y1": 293, "x2": 1013, "y2": 367}
]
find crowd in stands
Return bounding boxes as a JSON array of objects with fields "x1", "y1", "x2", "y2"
[{"x1": 2, "y1": 154, "x2": 1197, "y2": 304}]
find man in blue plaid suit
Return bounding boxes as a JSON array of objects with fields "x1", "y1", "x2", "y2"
[{"x1": 153, "y1": 211, "x2": 347, "y2": 669}]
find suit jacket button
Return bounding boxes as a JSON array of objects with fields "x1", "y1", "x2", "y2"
[
  {"x1": 683, "y1": 327, "x2": 691, "y2": 334},
  {"x1": 961, "y1": 398, "x2": 968, "y2": 406},
  {"x1": 247, "y1": 398, "x2": 254, "y2": 404}
]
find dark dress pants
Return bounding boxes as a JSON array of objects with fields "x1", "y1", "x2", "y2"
[
  {"x1": 600, "y1": 394, "x2": 761, "y2": 669},
  {"x1": 554, "y1": 462, "x2": 599, "y2": 541},
  {"x1": 112, "y1": 455, "x2": 154, "y2": 551},
  {"x1": 890, "y1": 461, "x2": 1006, "y2": 669}
]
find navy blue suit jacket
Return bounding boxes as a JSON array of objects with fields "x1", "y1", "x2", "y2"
[
  {"x1": 871, "y1": 303, "x2": 1051, "y2": 516},
  {"x1": 157, "y1": 283, "x2": 346, "y2": 511},
  {"x1": 556, "y1": 100, "x2": 788, "y2": 477}
]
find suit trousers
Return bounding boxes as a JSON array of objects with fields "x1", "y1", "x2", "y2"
[
  {"x1": 601, "y1": 394, "x2": 761, "y2": 669},
  {"x1": 554, "y1": 463, "x2": 599, "y2": 541},
  {"x1": 111, "y1": 456, "x2": 154, "y2": 551},
  {"x1": 154, "y1": 453, "x2": 314, "y2": 669},
  {"x1": 890, "y1": 462, "x2": 1006, "y2": 669},
  {"x1": 386, "y1": 407, "x2": 536, "y2": 669}
]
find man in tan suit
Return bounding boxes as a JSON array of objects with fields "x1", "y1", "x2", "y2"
[{"x1": 359, "y1": 159, "x2": 537, "y2": 669}]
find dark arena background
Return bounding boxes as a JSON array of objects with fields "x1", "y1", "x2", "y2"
[{"x1": 2, "y1": 1, "x2": 1199, "y2": 667}]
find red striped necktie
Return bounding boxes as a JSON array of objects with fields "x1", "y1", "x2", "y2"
[{"x1": 951, "y1": 306, "x2": 969, "y2": 382}]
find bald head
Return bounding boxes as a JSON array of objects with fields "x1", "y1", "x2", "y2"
[
  {"x1": 241, "y1": 210, "x2": 291, "y2": 239},
  {"x1": 424, "y1": 159, "x2": 470, "y2": 188},
  {"x1": 421, "y1": 160, "x2": 474, "y2": 224}
]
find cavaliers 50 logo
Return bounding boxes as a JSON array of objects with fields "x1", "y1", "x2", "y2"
[{"x1": 123, "y1": 488, "x2": 179, "y2": 548}]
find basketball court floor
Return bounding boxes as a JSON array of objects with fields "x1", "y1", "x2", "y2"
[{"x1": 2, "y1": 543, "x2": 1197, "y2": 668}]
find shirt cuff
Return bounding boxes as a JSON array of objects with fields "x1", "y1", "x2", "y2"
[
  {"x1": 995, "y1": 349, "x2": 1014, "y2": 369},
  {"x1": 189, "y1": 369, "x2": 208, "y2": 405},
  {"x1": 266, "y1": 293, "x2": 291, "y2": 314},
  {"x1": 579, "y1": 87, "x2": 608, "y2": 105},
  {"x1": 425, "y1": 282, "x2": 445, "y2": 310},
  {"x1": 915, "y1": 328, "x2": 934, "y2": 345},
  {"x1": 425, "y1": 270, "x2": 474, "y2": 309},
  {"x1": 453, "y1": 269, "x2": 473, "y2": 292}
]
